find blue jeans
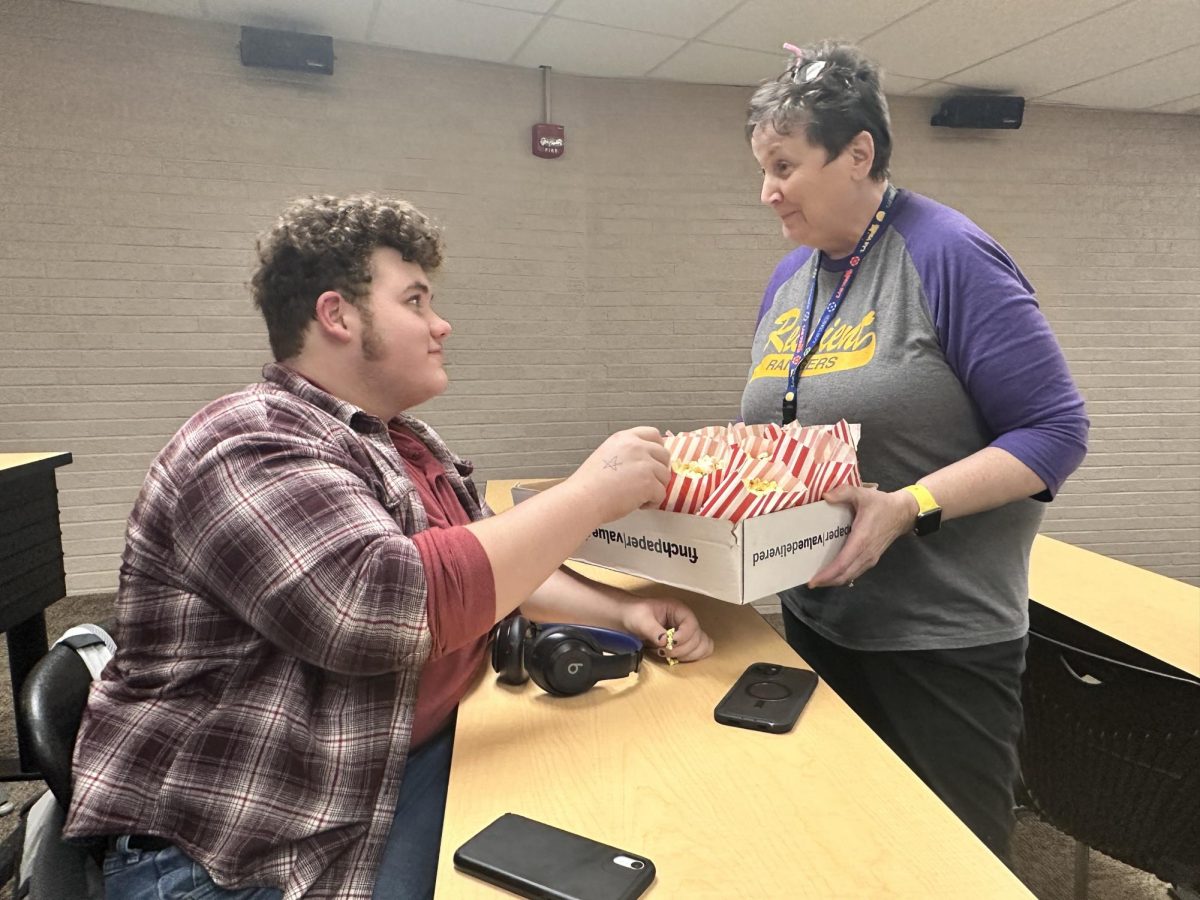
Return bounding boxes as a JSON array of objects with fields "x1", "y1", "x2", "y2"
[
  {"x1": 103, "y1": 838, "x2": 281, "y2": 899},
  {"x1": 102, "y1": 722, "x2": 455, "y2": 900},
  {"x1": 372, "y1": 722, "x2": 455, "y2": 900}
]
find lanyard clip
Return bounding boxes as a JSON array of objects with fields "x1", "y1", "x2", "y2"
[{"x1": 782, "y1": 391, "x2": 798, "y2": 426}]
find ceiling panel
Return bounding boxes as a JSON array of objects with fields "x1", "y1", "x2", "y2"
[
  {"x1": 946, "y1": 0, "x2": 1200, "y2": 97},
  {"x1": 553, "y1": 0, "x2": 739, "y2": 41},
  {"x1": 859, "y1": 0, "x2": 1127, "y2": 81},
  {"x1": 699, "y1": 0, "x2": 928, "y2": 55},
  {"x1": 467, "y1": 0, "x2": 558, "y2": 12},
  {"x1": 205, "y1": 0, "x2": 375, "y2": 41},
  {"x1": 370, "y1": 0, "x2": 540, "y2": 63},
  {"x1": 55, "y1": 0, "x2": 1200, "y2": 114},
  {"x1": 1152, "y1": 92, "x2": 1200, "y2": 113},
  {"x1": 907, "y1": 79, "x2": 962, "y2": 97},
  {"x1": 650, "y1": 41, "x2": 792, "y2": 85},
  {"x1": 1041, "y1": 44, "x2": 1200, "y2": 109},
  {"x1": 512, "y1": 17, "x2": 684, "y2": 78},
  {"x1": 652, "y1": 43, "x2": 933, "y2": 95},
  {"x1": 880, "y1": 73, "x2": 935, "y2": 95},
  {"x1": 77, "y1": 0, "x2": 203, "y2": 14}
]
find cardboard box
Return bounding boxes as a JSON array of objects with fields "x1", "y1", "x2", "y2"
[{"x1": 511, "y1": 480, "x2": 852, "y2": 605}]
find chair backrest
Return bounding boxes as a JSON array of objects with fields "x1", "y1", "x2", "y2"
[
  {"x1": 1019, "y1": 626, "x2": 1200, "y2": 888},
  {"x1": 18, "y1": 634, "x2": 108, "y2": 812}
]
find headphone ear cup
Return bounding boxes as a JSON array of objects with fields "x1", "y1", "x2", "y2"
[
  {"x1": 491, "y1": 616, "x2": 530, "y2": 685},
  {"x1": 527, "y1": 629, "x2": 600, "y2": 697}
]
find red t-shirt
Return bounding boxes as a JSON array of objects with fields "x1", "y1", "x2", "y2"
[{"x1": 390, "y1": 425, "x2": 494, "y2": 748}]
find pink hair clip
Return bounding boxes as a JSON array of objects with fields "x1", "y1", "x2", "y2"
[{"x1": 782, "y1": 42, "x2": 804, "y2": 60}]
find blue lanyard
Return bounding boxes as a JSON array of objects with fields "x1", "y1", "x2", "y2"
[{"x1": 782, "y1": 184, "x2": 897, "y2": 425}]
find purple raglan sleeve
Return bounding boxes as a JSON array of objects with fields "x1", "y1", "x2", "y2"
[
  {"x1": 755, "y1": 245, "x2": 814, "y2": 330},
  {"x1": 897, "y1": 197, "x2": 1089, "y2": 499}
]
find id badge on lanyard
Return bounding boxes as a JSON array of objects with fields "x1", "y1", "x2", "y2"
[{"x1": 781, "y1": 184, "x2": 897, "y2": 425}]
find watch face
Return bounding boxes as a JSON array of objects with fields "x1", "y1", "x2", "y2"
[{"x1": 914, "y1": 508, "x2": 942, "y2": 537}]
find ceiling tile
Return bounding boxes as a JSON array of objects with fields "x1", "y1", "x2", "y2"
[
  {"x1": 650, "y1": 42, "x2": 789, "y2": 85},
  {"x1": 907, "y1": 79, "x2": 961, "y2": 97},
  {"x1": 1041, "y1": 44, "x2": 1200, "y2": 109},
  {"x1": 651, "y1": 43, "x2": 931, "y2": 91},
  {"x1": 859, "y1": 0, "x2": 1126, "y2": 81},
  {"x1": 880, "y1": 73, "x2": 933, "y2": 94},
  {"x1": 512, "y1": 17, "x2": 684, "y2": 78},
  {"x1": 946, "y1": 0, "x2": 1200, "y2": 97},
  {"x1": 553, "y1": 0, "x2": 739, "y2": 40},
  {"x1": 466, "y1": 0, "x2": 558, "y2": 12},
  {"x1": 80, "y1": 0, "x2": 203, "y2": 14},
  {"x1": 700, "y1": 0, "x2": 928, "y2": 54},
  {"x1": 58, "y1": 0, "x2": 1200, "y2": 115},
  {"x1": 370, "y1": 0, "x2": 540, "y2": 63},
  {"x1": 1151, "y1": 92, "x2": 1200, "y2": 114},
  {"x1": 205, "y1": 0, "x2": 375, "y2": 41}
]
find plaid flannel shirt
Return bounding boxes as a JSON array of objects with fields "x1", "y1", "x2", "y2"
[{"x1": 64, "y1": 364, "x2": 492, "y2": 899}]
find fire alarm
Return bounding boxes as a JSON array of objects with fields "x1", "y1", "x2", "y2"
[
  {"x1": 532, "y1": 66, "x2": 564, "y2": 159},
  {"x1": 532, "y1": 123, "x2": 564, "y2": 159}
]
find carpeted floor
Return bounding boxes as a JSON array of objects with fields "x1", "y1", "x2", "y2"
[{"x1": 0, "y1": 596, "x2": 1172, "y2": 898}]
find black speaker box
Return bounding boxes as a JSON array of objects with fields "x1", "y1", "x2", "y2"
[
  {"x1": 239, "y1": 26, "x2": 334, "y2": 75},
  {"x1": 930, "y1": 95, "x2": 1024, "y2": 129}
]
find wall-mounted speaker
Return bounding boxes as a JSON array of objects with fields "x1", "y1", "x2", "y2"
[
  {"x1": 239, "y1": 26, "x2": 334, "y2": 76},
  {"x1": 931, "y1": 95, "x2": 1024, "y2": 129}
]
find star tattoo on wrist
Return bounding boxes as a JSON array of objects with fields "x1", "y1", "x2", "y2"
[{"x1": 603, "y1": 456, "x2": 621, "y2": 470}]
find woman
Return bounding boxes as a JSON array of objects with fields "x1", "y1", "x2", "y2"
[{"x1": 741, "y1": 41, "x2": 1088, "y2": 858}]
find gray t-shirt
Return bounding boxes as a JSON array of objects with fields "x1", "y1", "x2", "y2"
[{"x1": 741, "y1": 189, "x2": 1088, "y2": 651}]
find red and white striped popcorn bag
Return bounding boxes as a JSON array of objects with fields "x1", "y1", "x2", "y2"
[
  {"x1": 791, "y1": 423, "x2": 862, "y2": 501},
  {"x1": 691, "y1": 424, "x2": 734, "y2": 440},
  {"x1": 830, "y1": 419, "x2": 858, "y2": 450},
  {"x1": 806, "y1": 459, "x2": 863, "y2": 499},
  {"x1": 744, "y1": 462, "x2": 811, "y2": 520},
  {"x1": 737, "y1": 432, "x2": 779, "y2": 462},
  {"x1": 765, "y1": 431, "x2": 811, "y2": 477},
  {"x1": 697, "y1": 457, "x2": 804, "y2": 524},
  {"x1": 780, "y1": 424, "x2": 842, "y2": 484},
  {"x1": 660, "y1": 434, "x2": 734, "y2": 514},
  {"x1": 728, "y1": 422, "x2": 784, "y2": 448},
  {"x1": 783, "y1": 419, "x2": 859, "y2": 451}
]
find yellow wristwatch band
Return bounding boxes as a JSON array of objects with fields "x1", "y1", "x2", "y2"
[{"x1": 901, "y1": 483, "x2": 939, "y2": 514}]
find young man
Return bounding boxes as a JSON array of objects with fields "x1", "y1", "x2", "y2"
[{"x1": 65, "y1": 195, "x2": 713, "y2": 900}]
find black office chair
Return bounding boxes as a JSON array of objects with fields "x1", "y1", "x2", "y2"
[
  {"x1": 1019, "y1": 605, "x2": 1200, "y2": 900},
  {"x1": 12, "y1": 625, "x2": 114, "y2": 900}
]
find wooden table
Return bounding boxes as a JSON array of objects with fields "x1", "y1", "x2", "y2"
[
  {"x1": 1030, "y1": 536, "x2": 1200, "y2": 678},
  {"x1": 0, "y1": 452, "x2": 73, "y2": 778},
  {"x1": 436, "y1": 479, "x2": 1031, "y2": 898}
]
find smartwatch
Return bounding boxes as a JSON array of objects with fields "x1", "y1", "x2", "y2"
[{"x1": 901, "y1": 484, "x2": 942, "y2": 536}]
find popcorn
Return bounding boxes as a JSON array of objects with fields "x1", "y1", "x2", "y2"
[
  {"x1": 670, "y1": 454, "x2": 725, "y2": 477},
  {"x1": 659, "y1": 435, "x2": 741, "y2": 514},
  {"x1": 744, "y1": 477, "x2": 779, "y2": 495},
  {"x1": 699, "y1": 459, "x2": 805, "y2": 523},
  {"x1": 660, "y1": 420, "x2": 861, "y2": 524}
]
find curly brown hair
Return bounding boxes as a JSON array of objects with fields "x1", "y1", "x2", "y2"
[
  {"x1": 251, "y1": 194, "x2": 444, "y2": 360},
  {"x1": 746, "y1": 40, "x2": 892, "y2": 181}
]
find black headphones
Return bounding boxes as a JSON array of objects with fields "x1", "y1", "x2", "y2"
[{"x1": 490, "y1": 615, "x2": 643, "y2": 697}]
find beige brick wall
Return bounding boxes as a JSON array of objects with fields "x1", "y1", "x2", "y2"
[{"x1": 1, "y1": 0, "x2": 1197, "y2": 594}]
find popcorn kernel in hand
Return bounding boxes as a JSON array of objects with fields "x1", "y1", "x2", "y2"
[{"x1": 664, "y1": 627, "x2": 679, "y2": 666}]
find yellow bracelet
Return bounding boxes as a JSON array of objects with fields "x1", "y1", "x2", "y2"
[{"x1": 900, "y1": 483, "x2": 939, "y2": 514}]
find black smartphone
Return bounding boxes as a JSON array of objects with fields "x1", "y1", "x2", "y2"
[
  {"x1": 453, "y1": 813, "x2": 656, "y2": 900},
  {"x1": 714, "y1": 661, "x2": 819, "y2": 734}
]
